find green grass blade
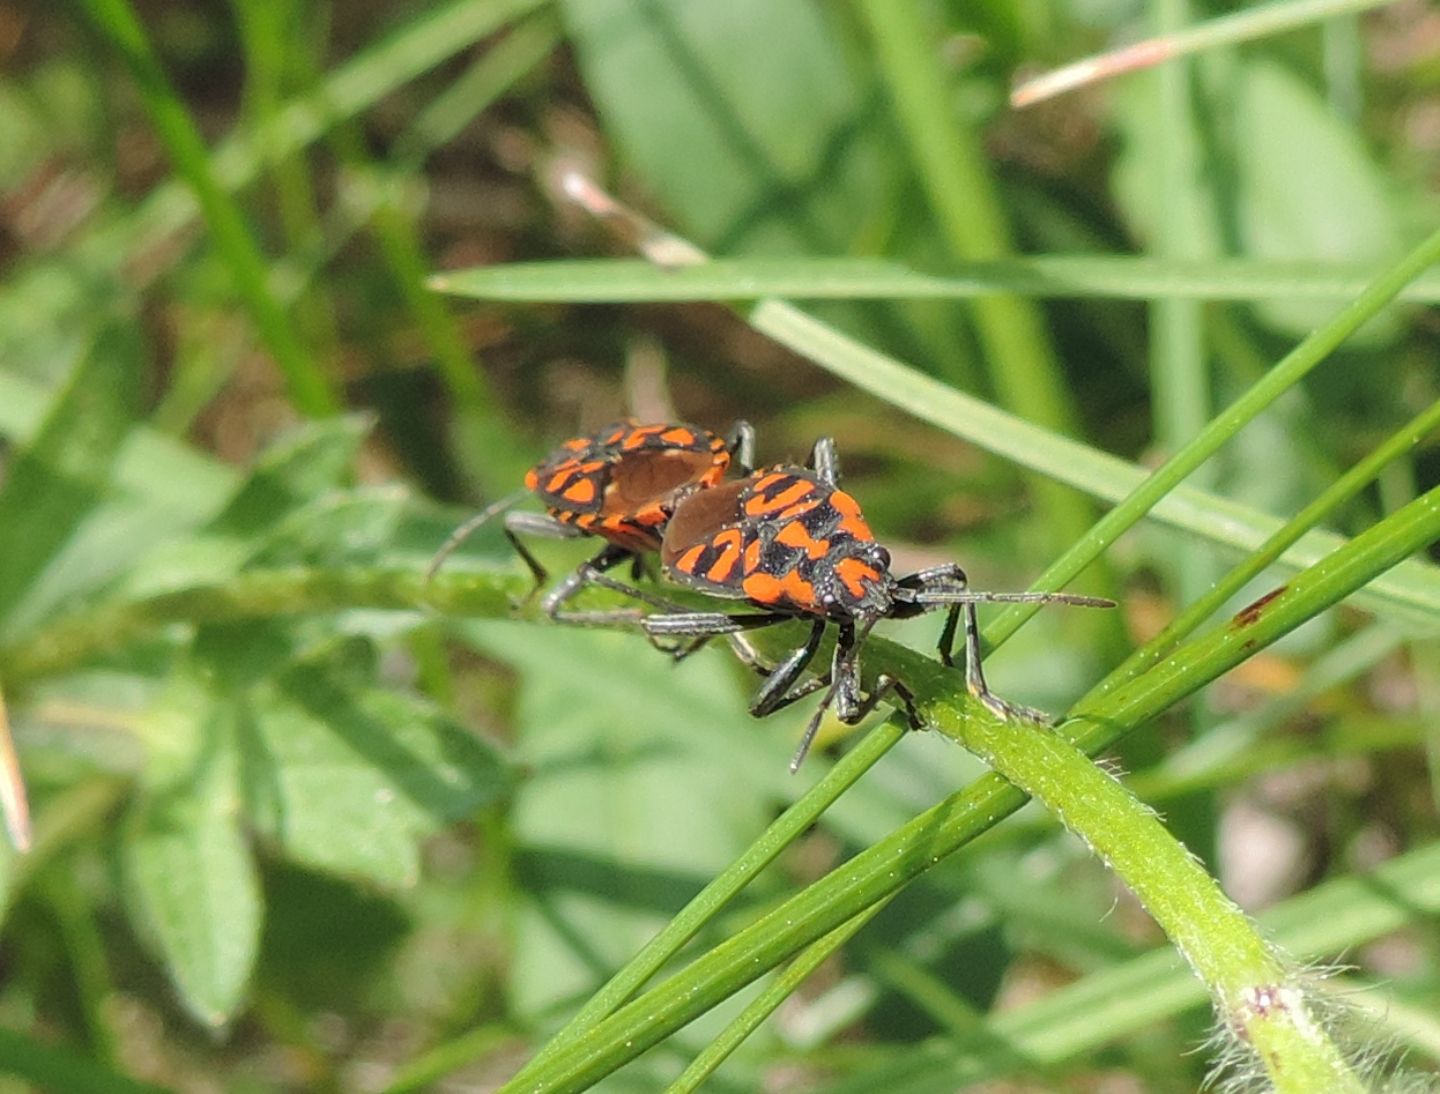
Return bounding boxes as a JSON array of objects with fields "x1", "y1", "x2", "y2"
[
  {"x1": 133, "y1": 0, "x2": 551, "y2": 246},
  {"x1": 1013, "y1": 0, "x2": 1397, "y2": 108},
  {"x1": 667, "y1": 897, "x2": 893, "y2": 1093},
  {"x1": 429, "y1": 254, "x2": 1440, "y2": 303},
  {"x1": 1093, "y1": 390, "x2": 1440, "y2": 701},
  {"x1": 856, "y1": 0, "x2": 1095, "y2": 559},
  {"x1": 1147, "y1": 0, "x2": 1216, "y2": 625},
  {"x1": 335, "y1": 15, "x2": 562, "y2": 495},
  {"x1": 79, "y1": 0, "x2": 338, "y2": 416},
  {"x1": 394, "y1": 11, "x2": 562, "y2": 163},
  {"x1": 0, "y1": 568, "x2": 522, "y2": 687}
]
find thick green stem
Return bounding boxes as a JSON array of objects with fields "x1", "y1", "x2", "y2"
[
  {"x1": 918, "y1": 679, "x2": 1359, "y2": 1091},
  {"x1": 0, "y1": 569, "x2": 521, "y2": 687}
]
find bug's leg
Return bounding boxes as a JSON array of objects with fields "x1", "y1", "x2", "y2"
[
  {"x1": 504, "y1": 529, "x2": 549, "y2": 602},
  {"x1": 500, "y1": 510, "x2": 587, "y2": 607},
  {"x1": 643, "y1": 610, "x2": 796, "y2": 638},
  {"x1": 788, "y1": 621, "x2": 858, "y2": 771},
  {"x1": 807, "y1": 436, "x2": 841, "y2": 489},
  {"x1": 936, "y1": 605, "x2": 962, "y2": 668},
  {"x1": 537, "y1": 544, "x2": 633, "y2": 621},
  {"x1": 555, "y1": 569, "x2": 732, "y2": 658},
  {"x1": 648, "y1": 616, "x2": 806, "y2": 672},
  {"x1": 956, "y1": 602, "x2": 1054, "y2": 725},
  {"x1": 898, "y1": 562, "x2": 968, "y2": 593},
  {"x1": 748, "y1": 618, "x2": 829, "y2": 717},
  {"x1": 791, "y1": 628, "x2": 925, "y2": 772},
  {"x1": 895, "y1": 564, "x2": 1114, "y2": 614},
  {"x1": 426, "y1": 488, "x2": 531, "y2": 582},
  {"x1": 643, "y1": 609, "x2": 796, "y2": 662},
  {"x1": 541, "y1": 552, "x2": 723, "y2": 664},
  {"x1": 728, "y1": 419, "x2": 756, "y2": 475}
]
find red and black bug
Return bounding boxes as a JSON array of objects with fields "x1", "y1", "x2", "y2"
[
  {"x1": 635, "y1": 437, "x2": 1114, "y2": 770},
  {"x1": 428, "y1": 419, "x2": 754, "y2": 623}
]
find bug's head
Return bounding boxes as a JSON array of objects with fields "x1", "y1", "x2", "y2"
[{"x1": 820, "y1": 540, "x2": 897, "y2": 621}]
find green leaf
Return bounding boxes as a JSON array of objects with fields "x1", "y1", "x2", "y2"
[
  {"x1": 240, "y1": 645, "x2": 509, "y2": 888},
  {"x1": 1233, "y1": 61, "x2": 1403, "y2": 341},
  {"x1": 0, "y1": 367, "x2": 237, "y2": 515},
  {"x1": 123, "y1": 699, "x2": 260, "y2": 1027},
  {"x1": 119, "y1": 416, "x2": 373, "y2": 596},
  {"x1": 0, "y1": 320, "x2": 139, "y2": 634},
  {"x1": 561, "y1": 0, "x2": 882, "y2": 252}
]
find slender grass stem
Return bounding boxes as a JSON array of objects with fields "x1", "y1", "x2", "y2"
[
  {"x1": 1011, "y1": 0, "x2": 1397, "y2": 107},
  {"x1": 0, "y1": 569, "x2": 522, "y2": 687},
  {"x1": 79, "y1": 0, "x2": 340, "y2": 417},
  {"x1": 666, "y1": 895, "x2": 895, "y2": 1093},
  {"x1": 431, "y1": 254, "x2": 1440, "y2": 303},
  {"x1": 1093, "y1": 392, "x2": 1440, "y2": 700}
]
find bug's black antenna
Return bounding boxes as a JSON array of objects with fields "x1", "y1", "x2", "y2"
[
  {"x1": 898, "y1": 588, "x2": 1115, "y2": 609},
  {"x1": 426, "y1": 489, "x2": 530, "y2": 582}
]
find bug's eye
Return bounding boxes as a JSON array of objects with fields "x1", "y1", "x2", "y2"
[{"x1": 874, "y1": 546, "x2": 891, "y2": 571}]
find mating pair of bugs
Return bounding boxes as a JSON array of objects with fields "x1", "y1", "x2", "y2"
[{"x1": 430, "y1": 419, "x2": 1113, "y2": 770}]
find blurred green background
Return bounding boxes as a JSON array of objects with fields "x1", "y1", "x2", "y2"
[{"x1": 0, "y1": 0, "x2": 1437, "y2": 1090}]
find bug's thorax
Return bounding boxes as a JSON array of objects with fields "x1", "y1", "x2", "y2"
[{"x1": 661, "y1": 464, "x2": 898, "y2": 620}]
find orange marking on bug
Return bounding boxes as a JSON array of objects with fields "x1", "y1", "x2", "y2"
[
  {"x1": 777, "y1": 497, "x2": 822, "y2": 520},
  {"x1": 659, "y1": 426, "x2": 697, "y2": 446},
  {"x1": 622, "y1": 424, "x2": 666, "y2": 449},
  {"x1": 750, "y1": 471, "x2": 788, "y2": 495},
  {"x1": 830, "y1": 490, "x2": 874, "y2": 540},
  {"x1": 779, "y1": 568, "x2": 818, "y2": 608},
  {"x1": 676, "y1": 544, "x2": 708, "y2": 576},
  {"x1": 744, "y1": 568, "x2": 816, "y2": 610},
  {"x1": 746, "y1": 479, "x2": 814, "y2": 516},
  {"x1": 545, "y1": 469, "x2": 576, "y2": 495},
  {"x1": 834, "y1": 558, "x2": 880, "y2": 599},
  {"x1": 563, "y1": 436, "x2": 591, "y2": 451},
  {"x1": 524, "y1": 468, "x2": 539, "y2": 491},
  {"x1": 742, "y1": 571, "x2": 784, "y2": 604},
  {"x1": 562, "y1": 477, "x2": 598, "y2": 504},
  {"x1": 705, "y1": 528, "x2": 744, "y2": 582},
  {"x1": 743, "y1": 537, "x2": 762, "y2": 573},
  {"x1": 775, "y1": 519, "x2": 831, "y2": 559}
]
